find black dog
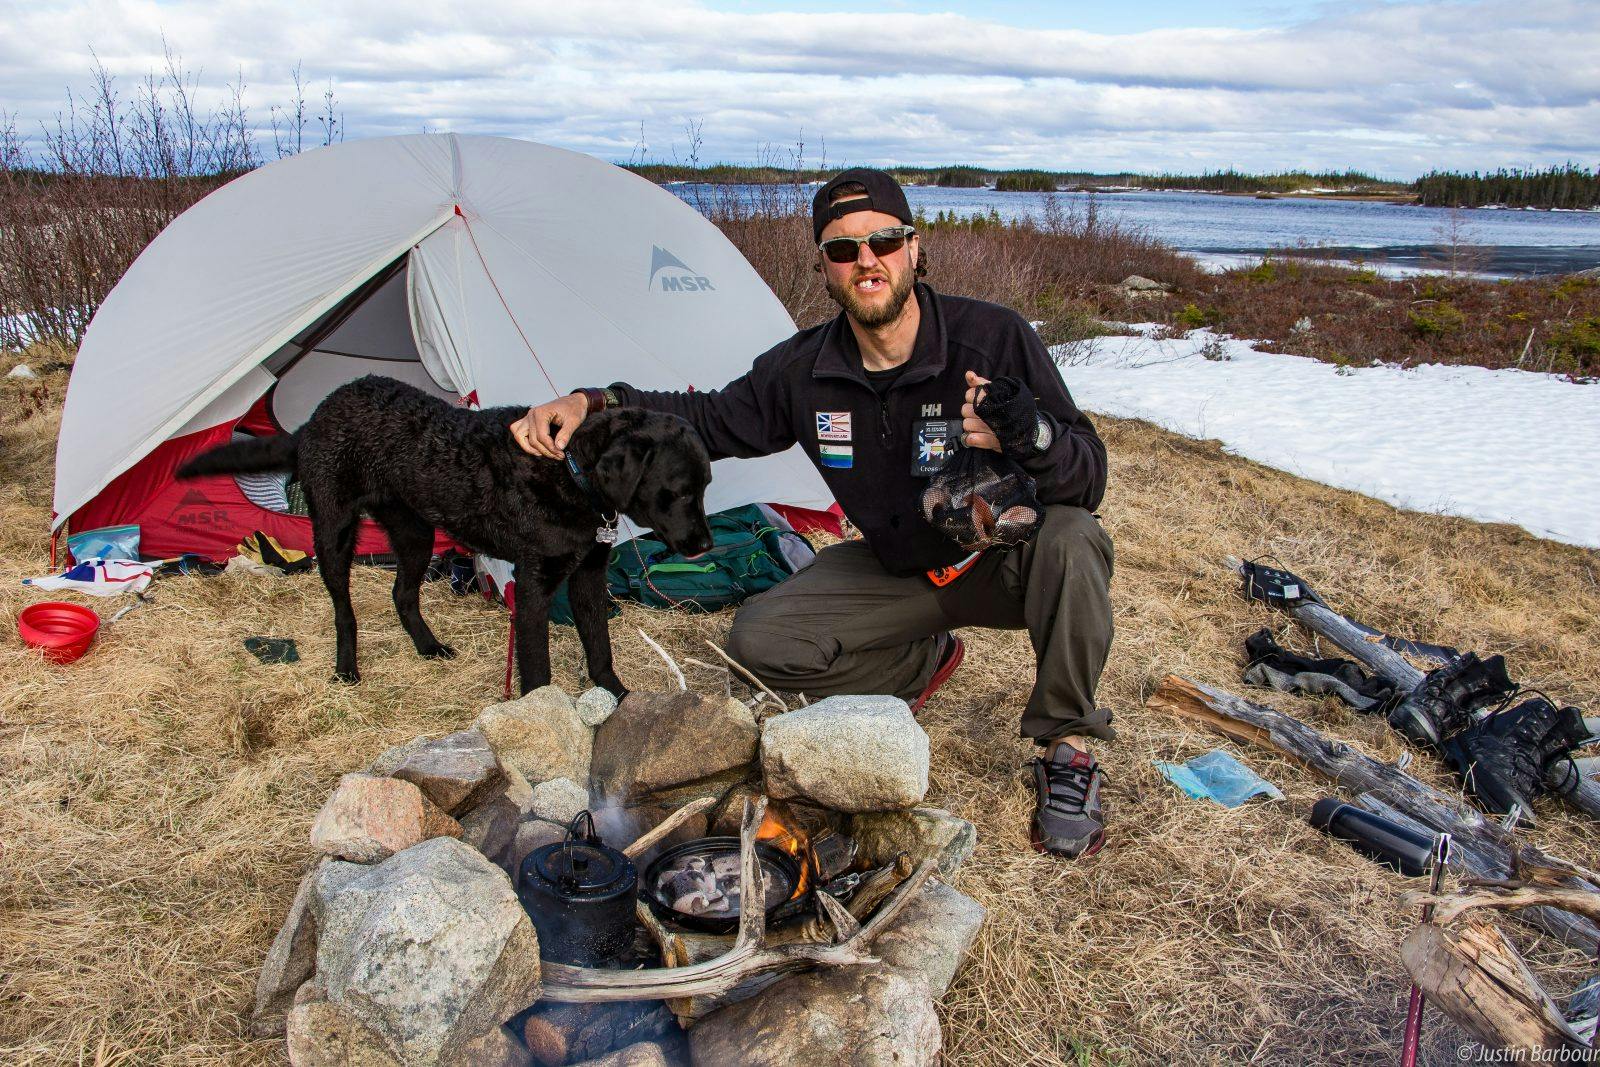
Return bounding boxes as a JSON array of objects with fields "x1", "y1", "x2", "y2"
[{"x1": 179, "y1": 376, "x2": 713, "y2": 696}]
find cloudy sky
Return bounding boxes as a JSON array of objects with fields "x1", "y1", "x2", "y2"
[{"x1": 2, "y1": 0, "x2": 1595, "y2": 178}]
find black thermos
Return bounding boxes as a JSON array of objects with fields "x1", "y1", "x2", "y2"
[{"x1": 1309, "y1": 798, "x2": 1439, "y2": 877}]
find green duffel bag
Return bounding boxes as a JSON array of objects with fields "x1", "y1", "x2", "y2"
[
  {"x1": 548, "y1": 503, "x2": 815, "y2": 623},
  {"x1": 611, "y1": 503, "x2": 815, "y2": 612}
]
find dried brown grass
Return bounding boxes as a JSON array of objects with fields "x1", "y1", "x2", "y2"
[{"x1": 3, "y1": 348, "x2": 1600, "y2": 1066}]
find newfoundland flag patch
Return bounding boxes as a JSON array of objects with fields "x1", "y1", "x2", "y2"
[
  {"x1": 816, "y1": 411, "x2": 852, "y2": 441},
  {"x1": 819, "y1": 444, "x2": 853, "y2": 469}
]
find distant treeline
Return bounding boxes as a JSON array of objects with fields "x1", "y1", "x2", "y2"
[
  {"x1": 1133, "y1": 168, "x2": 1399, "y2": 194},
  {"x1": 1414, "y1": 164, "x2": 1600, "y2": 210},
  {"x1": 626, "y1": 162, "x2": 1406, "y2": 195},
  {"x1": 627, "y1": 163, "x2": 836, "y2": 185},
  {"x1": 627, "y1": 161, "x2": 1600, "y2": 210}
]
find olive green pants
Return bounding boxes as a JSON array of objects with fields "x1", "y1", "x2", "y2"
[{"x1": 725, "y1": 506, "x2": 1115, "y2": 743}]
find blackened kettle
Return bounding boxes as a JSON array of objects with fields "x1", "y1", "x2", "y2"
[{"x1": 516, "y1": 811, "x2": 638, "y2": 966}]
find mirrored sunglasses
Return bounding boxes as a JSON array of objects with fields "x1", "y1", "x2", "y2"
[{"x1": 818, "y1": 225, "x2": 916, "y2": 264}]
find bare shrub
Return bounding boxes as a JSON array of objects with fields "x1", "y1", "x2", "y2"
[
  {"x1": 1198, "y1": 334, "x2": 1231, "y2": 361},
  {"x1": 0, "y1": 51, "x2": 336, "y2": 351},
  {"x1": 1428, "y1": 206, "x2": 1491, "y2": 277},
  {"x1": 683, "y1": 135, "x2": 841, "y2": 328}
]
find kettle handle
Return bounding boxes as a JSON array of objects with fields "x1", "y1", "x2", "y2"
[
  {"x1": 564, "y1": 810, "x2": 600, "y2": 846},
  {"x1": 554, "y1": 811, "x2": 604, "y2": 892}
]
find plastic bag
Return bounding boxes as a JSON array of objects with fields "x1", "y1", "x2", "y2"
[
  {"x1": 67, "y1": 524, "x2": 140, "y2": 562},
  {"x1": 1154, "y1": 749, "x2": 1284, "y2": 808},
  {"x1": 920, "y1": 445, "x2": 1043, "y2": 552}
]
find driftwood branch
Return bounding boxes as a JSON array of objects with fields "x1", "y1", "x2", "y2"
[
  {"x1": 1401, "y1": 920, "x2": 1591, "y2": 1056},
  {"x1": 1145, "y1": 674, "x2": 1600, "y2": 949},
  {"x1": 622, "y1": 796, "x2": 718, "y2": 860},
  {"x1": 1226, "y1": 558, "x2": 1600, "y2": 817},
  {"x1": 636, "y1": 900, "x2": 686, "y2": 965},
  {"x1": 814, "y1": 890, "x2": 861, "y2": 942},
  {"x1": 1409, "y1": 883, "x2": 1600, "y2": 928},
  {"x1": 842, "y1": 853, "x2": 916, "y2": 919},
  {"x1": 540, "y1": 795, "x2": 937, "y2": 1003},
  {"x1": 636, "y1": 627, "x2": 687, "y2": 691},
  {"x1": 703, "y1": 640, "x2": 788, "y2": 712},
  {"x1": 737, "y1": 794, "x2": 769, "y2": 948}
]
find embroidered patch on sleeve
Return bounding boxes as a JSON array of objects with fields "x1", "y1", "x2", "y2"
[
  {"x1": 819, "y1": 444, "x2": 854, "y2": 469},
  {"x1": 816, "y1": 412, "x2": 852, "y2": 442}
]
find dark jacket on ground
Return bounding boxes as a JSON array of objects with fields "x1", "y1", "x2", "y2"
[{"x1": 610, "y1": 282, "x2": 1107, "y2": 577}]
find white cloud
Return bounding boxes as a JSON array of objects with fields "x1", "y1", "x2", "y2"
[{"x1": 1, "y1": 0, "x2": 1595, "y2": 176}]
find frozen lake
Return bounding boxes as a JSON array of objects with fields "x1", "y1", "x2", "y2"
[{"x1": 671, "y1": 184, "x2": 1600, "y2": 276}]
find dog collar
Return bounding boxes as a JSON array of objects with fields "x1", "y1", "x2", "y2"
[{"x1": 564, "y1": 454, "x2": 620, "y2": 545}]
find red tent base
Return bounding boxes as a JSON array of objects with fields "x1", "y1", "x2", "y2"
[{"x1": 67, "y1": 423, "x2": 456, "y2": 563}]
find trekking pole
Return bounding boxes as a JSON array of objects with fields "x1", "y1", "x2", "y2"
[{"x1": 1401, "y1": 833, "x2": 1452, "y2": 1067}]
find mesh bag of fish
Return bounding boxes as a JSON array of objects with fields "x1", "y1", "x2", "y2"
[{"x1": 920, "y1": 444, "x2": 1043, "y2": 552}]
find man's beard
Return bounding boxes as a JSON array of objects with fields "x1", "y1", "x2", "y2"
[{"x1": 826, "y1": 267, "x2": 916, "y2": 328}]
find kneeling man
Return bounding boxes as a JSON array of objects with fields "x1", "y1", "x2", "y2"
[{"x1": 512, "y1": 169, "x2": 1115, "y2": 859}]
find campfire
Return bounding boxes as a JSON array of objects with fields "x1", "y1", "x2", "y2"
[
  {"x1": 755, "y1": 799, "x2": 812, "y2": 896},
  {"x1": 258, "y1": 684, "x2": 982, "y2": 1067}
]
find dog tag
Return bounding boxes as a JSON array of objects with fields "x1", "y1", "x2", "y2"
[{"x1": 596, "y1": 523, "x2": 619, "y2": 546}]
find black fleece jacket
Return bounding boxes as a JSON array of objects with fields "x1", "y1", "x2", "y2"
[{"x1": 610, "y1": 283, "x2": 1107, "y2": 577}]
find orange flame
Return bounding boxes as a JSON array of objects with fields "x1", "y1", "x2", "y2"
[{"x1": 755, "y1": 799, "x2": 812, "y2": 897}]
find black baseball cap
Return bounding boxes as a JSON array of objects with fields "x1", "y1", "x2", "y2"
[{"x1": 811, "y1": 168, "x2": 914, "y2": 243}]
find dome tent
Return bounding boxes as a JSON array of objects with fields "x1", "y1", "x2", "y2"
[{"x1": 53, "y1": 133, "x2": 831, "y2": 561}]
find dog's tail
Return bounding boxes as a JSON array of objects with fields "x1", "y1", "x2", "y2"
[{"x1": 177, "y1": 434, "x2": 300, "y2": 479}]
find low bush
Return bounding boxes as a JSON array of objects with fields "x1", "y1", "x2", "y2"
[
  {"x1": 1408, "y1": 302, "x2": 1467, "y2": 336},
  {"x1": 1545, "y1": 315, "x2": 1600, "y2": 375}
]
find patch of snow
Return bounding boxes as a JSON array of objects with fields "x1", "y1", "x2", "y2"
[{"x1": 1053, "y1": 329, "x2": 1600, "y2": 548}]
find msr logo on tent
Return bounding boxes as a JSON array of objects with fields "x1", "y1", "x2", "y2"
[
  {"x1": 650, "y1": 246, "x2": 714, "y2": 292},
  {"x1": 172, "y1": 488, "x2": 229, "y2": 528}
]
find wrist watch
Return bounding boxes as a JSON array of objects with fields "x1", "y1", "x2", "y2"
[{"x1": 1031, "y1": 414, "x2": 1054, "y2": 454}]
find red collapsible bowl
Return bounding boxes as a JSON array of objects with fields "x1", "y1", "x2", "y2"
[{"x1": 18, "y1": 601, "x2": 100, "y2": 663}]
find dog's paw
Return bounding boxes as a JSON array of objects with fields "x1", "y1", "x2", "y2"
[
  {"x1": 332, "y1": 668, "x2": 361, "y2": 685},
  {"x1": 420, "y1": 642, "x2": 458, "y2": 660}
]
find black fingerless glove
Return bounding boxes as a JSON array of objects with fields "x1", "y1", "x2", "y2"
[{"x1": 975, "y1": 376, "x2": 1046, "y2": 460}]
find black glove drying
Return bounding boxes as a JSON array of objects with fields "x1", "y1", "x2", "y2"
[{"x1": 974, "y1": 376, "x2": 1044, "y2": 461}]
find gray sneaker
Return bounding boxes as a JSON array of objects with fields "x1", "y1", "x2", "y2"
[{"x1": 1029, "y1": 745, "x2": 1106, "y2": 859}]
